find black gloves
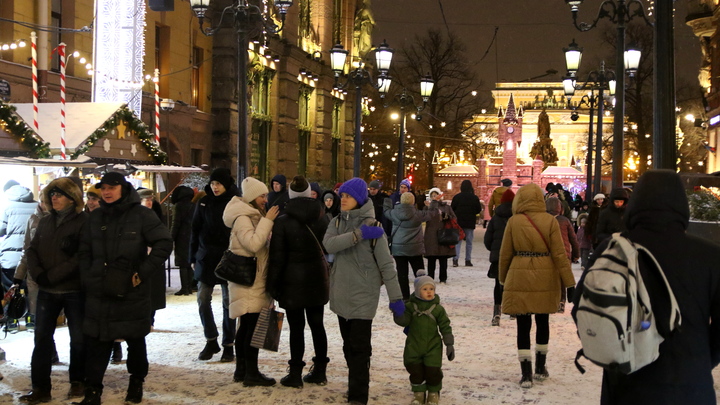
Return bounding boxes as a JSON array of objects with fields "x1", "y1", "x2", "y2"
[{"x1": 567, "y1": 286, "x2": 576, "y2": 302}]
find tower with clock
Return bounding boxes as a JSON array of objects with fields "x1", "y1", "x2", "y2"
[{"x1": 497, "y1": 94, "x2": 523, "y2": 186}]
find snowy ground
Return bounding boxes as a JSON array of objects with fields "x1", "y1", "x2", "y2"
[{"x1": 1, "y1": 227, "x2": 719, "y2": 405}]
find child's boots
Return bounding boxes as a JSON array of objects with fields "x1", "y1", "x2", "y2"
[
  {"x1": 409, "y1": 391, "x2": 425, "y2": 405},
  {"x1": 426, "y1": 392, "x2": 440, "y2": 405}
]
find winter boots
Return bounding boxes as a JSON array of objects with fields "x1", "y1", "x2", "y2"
[
  {"x1": 302, "y1": 356, "x2": 329, "y2": 385},
  {"x1": 111, "y1": 341, "x2": 123, "y2": 364},
  {"x1": 535, "y1": 345, "x2": 549, "y2": 381},
  {"x1": 220, "y1": 345, "x2": 235, "y2": 363},
  {"x1": 280, "y1": 360, "x2": 305, "y2": 388},
  {"x1": 465, "y1": 260, "x2": 473, "y2": 267},
  {"x1": 125, "y1": 376, "x2": 143, "y2": 403},
  {"x1": 409, "y1": 391, "x2": 425, "y2": 405},
  {"x1": 426, "y1": 392, "x2": 440, "y2": 405},
  {"x1": 491, "y1": 305, "x2": 501, "y2": 326},
  {"x1": 174, "y1": 266, "x2": 193, "y2": 295},
  {"x1": 71, "y1": 386, "x2": 101, "y2": 405},
  {"x1": 198, "y1": 339, "x2": 221, "y2": 361},
  {"x1": 520, "y1": 359, "x2": 533, "y2": 388},
  {"x1": 233, "y1": 348, "x2": 245, "y2": 383},
  {"x1": 18, "y1": 389, "x2": 52, "y2": 403},
  {"x1": 452, "y1": 259, "x2": 458, "y2": 267},
  {"x1": 243, "y1": 353, "x2": 276, "y2": 387}
]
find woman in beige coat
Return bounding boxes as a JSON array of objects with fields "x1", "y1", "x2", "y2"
[
  {"x1": 498, "y1": 183, "x2": 575, "y2": 389},
  {"x1": 222, "y1": 177, "x2": 279, "y2": 387}
]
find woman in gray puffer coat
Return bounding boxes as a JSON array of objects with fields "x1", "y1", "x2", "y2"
[
  {"x1": 422, "y1": 188, "x2": 456, "y2": 284},
  {"x1": 0, "y1": 183, "x2": 36, "y2": 290},
  {"x1": 384, "y1": 191, "x2": 437, "y2": 300}
]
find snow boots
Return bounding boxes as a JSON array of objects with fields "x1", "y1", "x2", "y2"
[
  {"x1": 280, "y1": 360, "x2": 305, "y2": 388},
  {"x1": 426, "y1": 392, "x2": 440, "y2": 405},
  {"x1": 125, "y1": 376, "x2": 143, "y2": 404},
  {"x1": 491, "y1": 305, "x2": 501, "y2": 326},
  {"x1": 220, "y1": 346, "x2": 234, "y2": 363},
  {"x1": 198, "y1": 339, "x2": 221, "y2": 361},
  {"x1": 233, "y1": 347, "x2": 245, "y2": 383},
  {"x1": 303, "y1": 356, "x2": 329, "y2": 385},
  {"x1": 72, "y1": 386, "x2": 101, "y2": 405},
  {"x1": 409, "y1": 391, "x2": 425, "y2": 405},
  {"x1": 243, "y1": 352, "x2": 276, "y2": 387},
  {"x1": 519, "y1": 359, "x2": 533, "y2": 388},
  {"x1": 535, "y1": 345, "x2": 549, "y2": 381}
]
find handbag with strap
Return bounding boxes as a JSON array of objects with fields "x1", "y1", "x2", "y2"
[
  {"x1": 215, "y1": 250, "x2": 257, "y2": 286},
  {"x1": 250, "y1": 304, "x2": 284, "y2": 352},
  {"x1": 305, "y1": 224, "x2": 330, "y2": 274},
  {"x1": 437, "y1": 218, "x2": 465, "y2": 246}
]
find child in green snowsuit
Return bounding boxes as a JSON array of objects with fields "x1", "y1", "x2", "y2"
[{"x1": 393, "y1": 270, "x2": 455, "y2": 405}]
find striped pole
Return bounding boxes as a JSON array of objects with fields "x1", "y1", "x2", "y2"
[
  {"x1": 154, "y1": 68, "x2": 160, "y2": 145},
  {"x1": 59, "y1": 42, "x2": 66, "y2": 160},
  {"x1": 31, "y1": 32, "x2": 38, "y2": 132}
]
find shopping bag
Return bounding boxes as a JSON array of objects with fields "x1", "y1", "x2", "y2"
[{"x1": 250, "y1": 306, "x2": 284, "y2": 352}]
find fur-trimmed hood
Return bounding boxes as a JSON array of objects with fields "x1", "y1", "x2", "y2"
[{"x1": 43, "y1": 177, "x2": 85, "y2": 213}]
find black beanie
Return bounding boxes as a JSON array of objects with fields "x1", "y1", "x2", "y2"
[{"x1": 209, "y1": 168, "x2": 234, "y2": 190}]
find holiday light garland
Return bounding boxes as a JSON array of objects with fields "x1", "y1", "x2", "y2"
[
  {"x1": 0, "y1": 101, "x2": 51, "y2": 158},
  {"x1": 70, "y1": 106, "x2": 168, "y2": 164}
]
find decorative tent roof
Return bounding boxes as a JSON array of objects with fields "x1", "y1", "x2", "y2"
[
  {"x1": 541, "y1": 166, "x2": 584, "y2": 176},
  {"x1": 0, "y1": 100, "x2": 167, "y2": 164},
  {"x1": 502, "y1": 94, "x2": 519, "y2": 125},
  {"x1": 436, "y1": 164, "x2": 479, "y2": 176}
]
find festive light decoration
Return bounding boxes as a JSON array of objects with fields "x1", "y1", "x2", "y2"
[
  {"x1": 0, "y1": 101, "x2": 51, "y2": 158},
  {"x1": 93, "y1": 0, "x2": 146, "y2": 114}
]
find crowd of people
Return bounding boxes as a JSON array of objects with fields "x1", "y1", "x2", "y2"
[{"x1": 2, "y1": 169, "x2": 719, "y2": 405}]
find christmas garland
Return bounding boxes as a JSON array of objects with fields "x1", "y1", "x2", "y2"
[
  {"x1": 0, "y1": 100, "x2": 52, "y2": 158},
  {"x1": 71, "y1": 106, "x2": 168, "y2": 164}
]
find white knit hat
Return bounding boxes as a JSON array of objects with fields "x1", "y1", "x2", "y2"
[
  {"x1": 241, "y1": 177, "x2": 269, "y2": 203},
  {"x1": 594, "y1": 193, "x2": 606, "y2": 201},
  {"x1": 428, "y1": 187, "x2": 443, "y2": 197}
]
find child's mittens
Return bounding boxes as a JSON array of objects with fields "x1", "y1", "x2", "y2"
[
  {"x1": 443, "y1": 333, "x2": 455, "y2": 361},
  {"x1": 389, "y1": 299, "x2": 405, "y2": 317},
  {"x1": 446, "y1": 345, "x2": 455, "y2": 361},
  {"x1": 360, "y1": 224, "x2": 385, "y2": 240}
]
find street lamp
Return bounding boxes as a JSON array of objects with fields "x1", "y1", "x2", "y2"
[
  {"x1": 565, "y1": 0, "x2": 650, "y2": 189},
  {"x1": 564, "y1": 40, "x2": 617, "y2": 198},
  {"x1": 330, "y1": 41, "x2": 393, "y2": 177},
  {"x1": 378, "y1": 74, "x2": 434, "y2": 190},
  {"x1": 190, "y1": 0, "x2": 292, "y2": 186}
]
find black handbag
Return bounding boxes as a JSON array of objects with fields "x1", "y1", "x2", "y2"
[
  {"x1": 5, "y1": 287, "x2": 27, "y2": 319},
  {"x1": 215, "y1": 250, "x2": 257, "y2": 286},
  {"x1": 437, "y1": 227, "x2": 460, "y2": 246}
]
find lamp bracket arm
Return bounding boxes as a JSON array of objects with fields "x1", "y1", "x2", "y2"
[
  {"x1": 572, "y1": 0, "x2": 616, "y2": 32},
  {"x1": 625, "y1": 0, "x2": 654, "y2": 27},
  {"x1": 198, "y1": 4, "x2": 237, "y2": 37}
]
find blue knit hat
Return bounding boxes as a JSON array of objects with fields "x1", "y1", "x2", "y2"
[
  {"x1": 400, "y1": 178, "x2": 412, "y2": 190},
  {"x1": 338, "y1": 177, "x2": 368, "y2": 206}
]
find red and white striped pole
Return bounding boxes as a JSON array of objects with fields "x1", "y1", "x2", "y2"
[
  {"x1": 58, "y1": 42, "x2": 67, "y2": 160},
  {"x1": 31, "y1": 32, "x2": 38, "y2": 133},
  {"x1": 154, "y1": 68, "x2": 160, "y2": 145}
]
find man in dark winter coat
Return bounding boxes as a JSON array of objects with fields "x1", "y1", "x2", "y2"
[
  {"x1": 573, "y1": 170, "x2": 720, "y2": 404},
  {"x1": 594, "y1": 188, "x2": 628, "y2": 245},
  {"x1": 77, "y1": 172, "x2": 172, "y2": 404},
  {"x1": 267, "y1": 175, "x2": 330, "y2": 387},
  {"x1": 265, "y1": 174, "x2": 289, "y2": 216},
  {"x1": 451, "y1": 180, "x2": 482, "y2": 267},
  {"x1": 0, "y1": 182, "x2": 36, "y2": 290},
  {"x1": 190, "y1": 168, "x2": 239, "y2": 362},
  {"x1": 18, "y1": 177, "x2": 88, "y2": 403},
  {"x1": 171, "y1": 186, "x2": 195, "y2": 296},
  {"x1": 367, "y1": 179, "x2": 391, "y2": 237}
]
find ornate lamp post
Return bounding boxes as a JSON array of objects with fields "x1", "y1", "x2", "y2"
[
  {"x1": 189, "y1": 0, "x2": 292, "y2": 186},
  {"x1": 564, "y1": 40, "x2": 618, "y2": 197},
  {"x1": 565, "y1": 0, "x2": 649, "y2": 189},
  {"x1": 330, "y1": 41, "x2": 393, "y2": 177},
  {"x1": 378, "y1": 75, "x2": 434, "y2": 190}
]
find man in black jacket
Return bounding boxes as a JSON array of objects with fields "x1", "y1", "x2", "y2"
[
  {"x1": 594, "y1": 188, "x2": 628, "y2": 245},
  {"x1": 573, "y1": 170, "x2": 720, "y2": 404},
  {"x1": 451, "y1": 180, "x2": 482, "y2": 267},
  {"x1": 19, "y1": 177, "x2": 88, "y2": 403},
  {"x1": 76, "y1": 172, "x2": 172, "y2": 405}
]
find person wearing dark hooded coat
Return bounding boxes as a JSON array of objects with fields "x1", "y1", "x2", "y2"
[
  {"x1": 594, "y1": 188, "x2": 628, "y2": 245},
  {"x1": 450, "y1": 180, "x2": 482, "y2": 267},
  {"x1": 171, "y1": 186, "x2": 195, "y2": 296},
  {"x1": 0, "y1": 182, "x2": 36, "y2": 291},
  {"x1": 77, "y1": 172, "x2": 172, "y2": 405},
  {"x1": 18, "y1": 177, "x2": 88, "y2": 403},
  {"x1": 190, "y1": 168, "x2": 239, "y2": 363},
  {"x1": 265, "y1": 174, "x2": 289, "y2": 216},
  {"x1": 267, "y1": 176, "x2": 330, "y2": 388},
  {"x1": 484, "y1": 188, "x2": 514, "y2": 327},
  {"x1": 572, "y1": 169, "x2": 720, "y2": 405},
  {"x1": 367, "y1": 180, "x2": 391, "y2": 237}
]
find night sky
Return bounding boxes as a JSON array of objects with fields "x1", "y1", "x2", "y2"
[{"x1": 372, "y1": 0, "x2": 702, "y2": 97}]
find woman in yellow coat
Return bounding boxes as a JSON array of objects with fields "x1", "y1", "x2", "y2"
[{"x1": 498, "y1": 183, "x2": 575, "y2": 389}]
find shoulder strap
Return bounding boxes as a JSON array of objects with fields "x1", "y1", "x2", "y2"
[
  {"x1": 523, "y1": 213, "x2": 551, "y2": 253},
  {"x1": 304, "y1": 223, "x2": 324, "y2": 254},
  {"x1": 411, "y1": 302, "x2": 437, "y2": 322}
]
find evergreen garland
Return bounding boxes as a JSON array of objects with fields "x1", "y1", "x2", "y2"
[{"x1": 0, "y1": 100, "x2": 52, "y2": 158}]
